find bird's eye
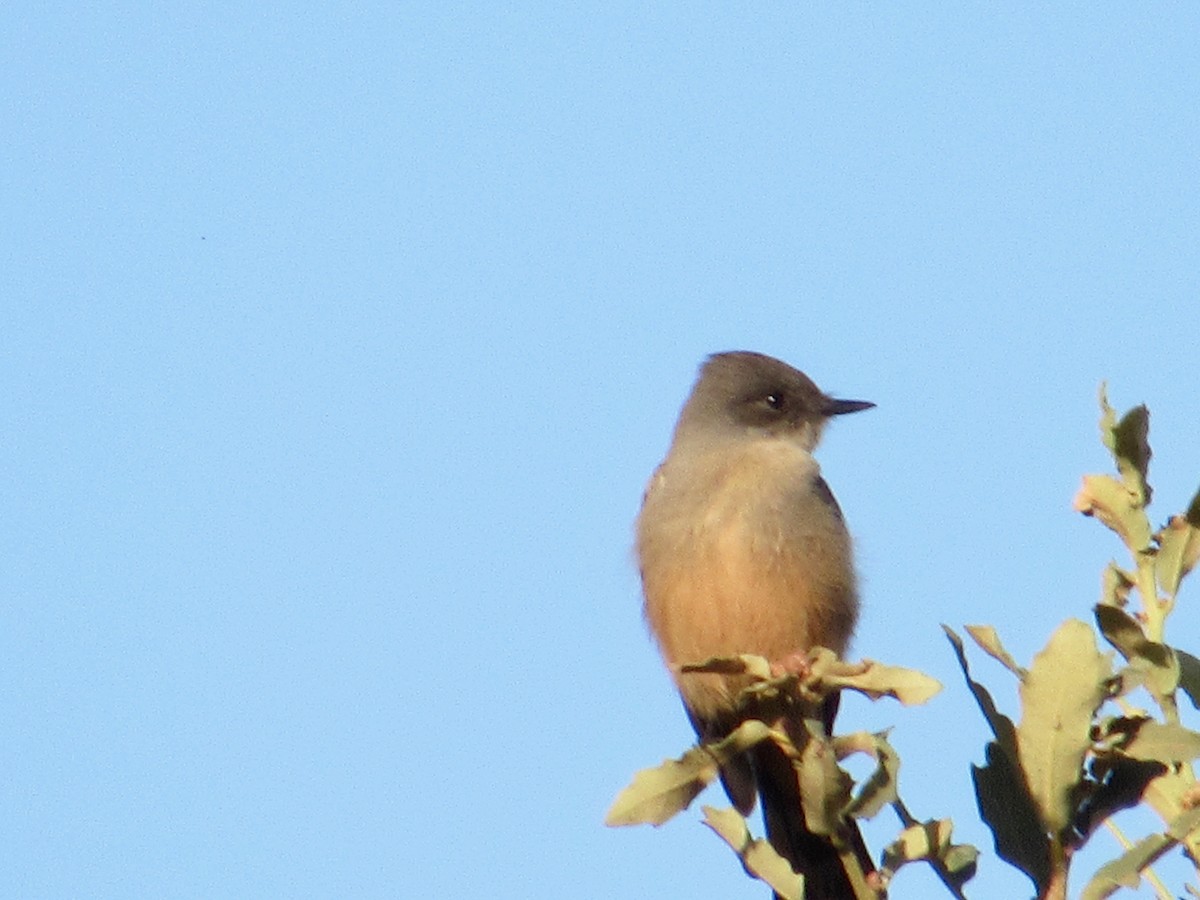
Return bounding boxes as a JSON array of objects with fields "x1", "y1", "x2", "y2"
[{"x1": 764, "y1": 393, "x2": 783, "y2": 410}]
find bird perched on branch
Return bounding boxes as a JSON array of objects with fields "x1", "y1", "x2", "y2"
[{"x1": 636, "y1": 351, "x2": 876, "y2": 899}]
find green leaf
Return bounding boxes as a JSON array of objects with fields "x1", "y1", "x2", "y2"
[
  {"x1": 1074, "y1": 474, "x2": 1153, "y2": 551},
  {"x1": 965, "y1": 624, "x2": 1027, "y2": 679},
  {"x1": 1095, "y1": 604, "x2": 1156, "y2": 660},
  {"x1": 1156, "y1": 509, "x2": 1200, "y2": 600},
  {"x1": 944, "y1": 626, "x2": 1019, "y2": 755},
  {"x1": 1094, "y1": 604, "x2": 1179, "y2": 698},
  {"x1": 879, "y1": 818, "x2": 978, "y2": 891},
  {"x1": 605, "y1": 720, "x2": 772, "y2": 826},
  {"x1": 972, "y1": 742, "x2": 1050, "y2": 892},
  {"x1": 1098, "y1": 387, "x2": 1152, "y2": 505},
  {"x1": 1188, "y1": 487, "x2": 1200, "y2": 527},
  {"x1": 680, "y1": 653, "x2": 774, "y2": 680},
  {"x1": 1112, "y1": 402, "x2": 1152, "y2": 506},
  {"x1": 1121, "y1": 720, "x2": 1200, "y2": 763},
  {"x1": 797, "y1": 721, "x2": 853, "y2": 837},
  {"x1": 1165, "y1": 803, "x2": 1200, "y2": 841},
  {"x1": 1178, "y1": 650, "x2": 1200, "y2": 710},
  {"x1": 1077, "y1": 756, "x2": 1166, "y2": 838},
  {"x1": 1099, "y1": 562, "x2": 1135, "y2": 608},
  {"x1": 1098, "y1": 382, "x2": 1117, "y2": 440},
  {"x1": 1016, "y1": 619, "x2": 1111, "y2": 834},
  {"x1": 819, "y1": 659, "x2": 942, "y2": 706},
  {"x1": 1079, "y1": 805, "x2": 1200, "y2": 900},
  {"x1": 947, "y1": 626, "x2": 1049, "y2": 888},
  {"x1": 1080, "y1": 832, "x2": 1170, "y2": 900},
  {"x1": 702, "y1": 806, "x2": 805, "y2": 900},
  {"x1": 836, "y1": 731, "x2": 899, "y2": 821}
]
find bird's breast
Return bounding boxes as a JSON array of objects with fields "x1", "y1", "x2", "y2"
[{"x1": 637, "y1": 440, "x2": 859, "y2": 719}]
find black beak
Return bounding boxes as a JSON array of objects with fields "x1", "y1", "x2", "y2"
[{"x1": 824, "y1": 397, "x2": 875, "y2": 416}]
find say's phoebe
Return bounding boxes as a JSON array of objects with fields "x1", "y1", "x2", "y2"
[{"x1": 636, "y1": 351, "x2": 874, "y2": 899}]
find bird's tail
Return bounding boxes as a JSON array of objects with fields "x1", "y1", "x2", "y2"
[{"x1": 752, "y1": 738, "x2": 876, "y2": 900}]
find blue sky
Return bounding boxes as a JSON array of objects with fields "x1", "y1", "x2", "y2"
[{"x1": 5, "y1": 5, "x2": 1199, "y2": 899}]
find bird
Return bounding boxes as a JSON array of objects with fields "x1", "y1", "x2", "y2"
[{"x1": 635, "y1": 350, "x2": 875, "y2": 899}]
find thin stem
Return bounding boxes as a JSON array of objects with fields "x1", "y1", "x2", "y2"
[
  {"x1": 1036, "y1": 838, "x2": 1070, "y2": 900},
  {"x1": 839, "y1": 840, "x2": 880, "y2": 900}
]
